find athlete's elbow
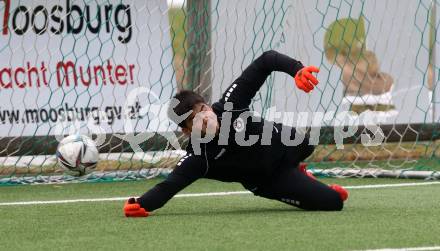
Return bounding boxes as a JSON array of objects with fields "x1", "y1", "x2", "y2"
[
  {"x1": 261, "y1": 50, "x2": 279, "y2": 58},
  {"x1": 255, "y1": 50, "x2": 280, "y2": 71}
]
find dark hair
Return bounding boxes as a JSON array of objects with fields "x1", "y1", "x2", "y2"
[{"x1": 168, "y1": 90, "x2": 205, "y2": 128}]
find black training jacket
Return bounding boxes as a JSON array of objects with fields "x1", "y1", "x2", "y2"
[{"x1": 138, "y1": 50, "x2": 306, "y2": 211}]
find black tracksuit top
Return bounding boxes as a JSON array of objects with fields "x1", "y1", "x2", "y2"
[{"x1": 138, "y1": 50, "x2": 305, "y2": 211}]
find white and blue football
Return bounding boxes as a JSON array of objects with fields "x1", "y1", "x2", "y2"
[{"x1": 56, "y1": 134, "x2": 99, "y2": 176}]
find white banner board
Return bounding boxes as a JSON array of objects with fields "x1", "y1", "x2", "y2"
[
  {"x1": 0, "y1": 0, "x2": 176, "y2": 137},
  {"x1": 212, "y1": 0, "x2": 433, "y2": 126}
]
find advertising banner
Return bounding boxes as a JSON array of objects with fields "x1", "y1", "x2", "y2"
[
  {"x1": 0, "y1": 0, "x2": 176, "y2": 137},
  {"x1": 212, "y1": 0, "x2": 433, "y2": 126}
]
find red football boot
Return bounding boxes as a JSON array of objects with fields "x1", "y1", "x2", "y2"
[{"x1": 329, "y1": 184, "x2": 349, "y2": 201}]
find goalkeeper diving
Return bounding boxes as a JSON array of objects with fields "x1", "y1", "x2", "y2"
[{"x1": 124, "y1": 50, "x2": 348, "y2": 217}]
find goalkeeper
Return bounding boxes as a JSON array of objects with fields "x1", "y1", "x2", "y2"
[{"x1": 124, "y1": 50, "x2": 348, "y2": 217}]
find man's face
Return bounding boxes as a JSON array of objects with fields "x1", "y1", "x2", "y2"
[{"x1": 183, "y1": 103, "x2": 219, "y2": 136}]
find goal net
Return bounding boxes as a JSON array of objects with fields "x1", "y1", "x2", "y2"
[{"x1": 0, "y1": 0, "x2": 439, "y2": 184}]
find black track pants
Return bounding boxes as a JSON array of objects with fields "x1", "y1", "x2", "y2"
[{"x1": 253, "y1": 167, "x2": 344, "y2": 211}]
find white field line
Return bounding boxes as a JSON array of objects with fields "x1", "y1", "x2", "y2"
[
  {"x1": 358, "y1": 246, "x2": 440, "y2": 251},
  {"x1": 0, "y1": 191, "x2": 252, "y2": 206},
  {"x1": 0, "y1": 182, "x2": 439, "y2": 206},
  {"x1": 344, "y1": 181, "x2": 440, "y2": 189}
]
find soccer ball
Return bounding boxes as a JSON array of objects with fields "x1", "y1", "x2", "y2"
[{"x1": 56, "y1": 134, "x2": 99, "y2": 176}]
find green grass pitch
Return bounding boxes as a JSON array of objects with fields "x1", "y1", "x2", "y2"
[{"x1": 0, "y1": 178, "x2": 439, "y2": 250}]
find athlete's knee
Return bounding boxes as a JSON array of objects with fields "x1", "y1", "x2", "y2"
[
  {"x1": 297, "y1": 142, "x2": 315, "y2": 162},
  {"x1": 303, "y1": 144, "x2": 315, "y2": 159}
]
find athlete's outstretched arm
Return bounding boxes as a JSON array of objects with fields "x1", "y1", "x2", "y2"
[
  {"x1": 125, "y1": 154, "x2": 206, "y2": 216},
  {"x1": 219, "y1": 50, "x2": 304, "y2": 108}
]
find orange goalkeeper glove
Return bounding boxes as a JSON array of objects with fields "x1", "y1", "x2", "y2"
[
  {"x1": 124, "y1": 198, "x2": 149, "y2": 217},
  {"x1": 294, "y1": 66, "x2": 320, "y2": 93}
]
